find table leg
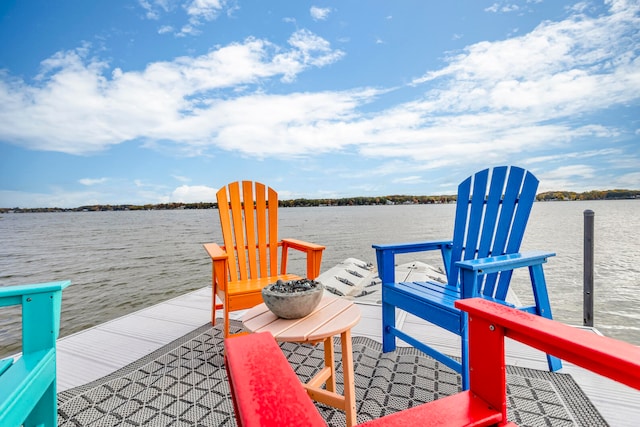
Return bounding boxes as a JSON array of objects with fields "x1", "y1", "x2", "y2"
[
  {"x1": 341, "y1": 329, "x2": 357, "y2": 427},
  {"x1": 324, "y1": 336, "x2": 336, "y2": 393}
]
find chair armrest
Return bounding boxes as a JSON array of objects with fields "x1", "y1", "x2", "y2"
[
  {"x1": 0, "y1": 358, "x2": 12, "y2": 376},
  {"x1": 372, "y1": 240, "x2": 453, "y2": 284},
  {"x1": 0, "y1": 349, "x2": 57, "y2": 427},
  {"x1": 0, "y1": 281, "x2": 71, "y2": 354},
  {"x1": 0, "y1": 280, "x2": 70, "y2": 308},
  {"x1": 281, "y1": 239, "x2": 326, "y2": 279},
  {"x1": 203, "y1": 243, "x2": 231, "y2": 291},
  {"x1": 456, "y1": 298, "x2": 640, "y2": 391},
  {"x1": 203, "y1": 242, "x2": 228, "y2": 261},
  {"x1": 455, "y1": 251, "x2": 555, "y2": 299},
  {"x1": 281, "y1": 238, "x2": 325, "y2": 252},
  {"x1": 455, "y1": 251, "x2": 555, "y2": 275},
  {"x1": 372, "y1": 240, "x2": 453, "y2": 254}
]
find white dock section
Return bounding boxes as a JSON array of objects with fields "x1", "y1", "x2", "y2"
[
  {"x1": 56, "y1": 263, "x2": 640, "y2": 427},
  {"x1": 56, "y1": 287, "x2": 214, "y2": 391}
]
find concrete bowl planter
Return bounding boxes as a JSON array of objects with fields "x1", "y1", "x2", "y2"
[{"x1": 261, "y1": 278, "x2": 324, "y2": 319}]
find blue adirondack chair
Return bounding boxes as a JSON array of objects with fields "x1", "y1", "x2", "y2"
[
  {"x1": 372, "y1": 166, "x2": 561, "y2": 389},
  {"x1": 0, "y1": 280, "x2": 70, "y2": 427}
]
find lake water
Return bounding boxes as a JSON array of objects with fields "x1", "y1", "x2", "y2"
[{"x1": 1, "y1": 200, "x2": 639, "y2": 358}]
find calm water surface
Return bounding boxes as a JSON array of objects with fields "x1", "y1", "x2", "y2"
[{"x1": 1, "y1": 200, "x2": 638, "y2": 357}]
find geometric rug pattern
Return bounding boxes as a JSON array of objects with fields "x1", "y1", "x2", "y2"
[{"x1": 58, "y1": 321, "x2": 608, "y2": 426}]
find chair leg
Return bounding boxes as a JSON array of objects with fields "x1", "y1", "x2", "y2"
[
  {"x1": 211, "y1": 293, "x2": 218, "y2": 327},
  {"x1": 546, "y1": 353, "x2": 562, "y2": 372},
  {"x1": 24, "y1": 380, "x2": 56, "y2": 427},
  {"x1": 461, "y1": 315, "x2": 470, "y2": 390},
  {"x1": 211, "y1": 269, "x2": 218, "y2": 326},
  {"x1": 223, "y1": 299, "x2": 231, "y2": 339},
  {"x1": 212, "y1": 292, "x2": 224, "y2": 324},
  {"x1": 324, "y1": 337, "x2": 336, "y2": 393},
  {"x1": 341, "y1": 330, "x2": 357, "y2": 427},
  {"x1": 382, "y1": 300, "x2": 396, "y2": 353},
  {"x1": 529, "y1": 265, "x2": 562, "y2": 372}
]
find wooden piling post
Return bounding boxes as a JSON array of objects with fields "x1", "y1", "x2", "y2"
[{"x1": 583, "y1": 209, "x2": 594, "y2": 327}]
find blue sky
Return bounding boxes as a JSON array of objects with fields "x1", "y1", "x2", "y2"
[{"x1": 0, "y1": 0, "x2": 638, "y2": 208}]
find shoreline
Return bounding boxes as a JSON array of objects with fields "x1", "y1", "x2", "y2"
[{"x1": 2, "y1": 190, "x2": 639, "y2": 213}]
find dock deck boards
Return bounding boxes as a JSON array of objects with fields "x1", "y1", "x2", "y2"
[
  {"x1": 56, "y1": 286, "x2": 640, "y2": 427},
  {"x1": 56, "y1": 287, "x2": 212, "y2": 391}
]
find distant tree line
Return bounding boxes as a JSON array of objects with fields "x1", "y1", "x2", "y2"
[
  {"x1": 279, "y1": 194, "x2": 455, "y2": 207},
  {"x1": 0, "y1": 203, "x2": 216, "y2": 213},
  {"x1": 535, "y1": 189, "x2": 640, "y2": 201},
  {"x1": 1, "y1": 189, "x2": 638, "y2": 213}
]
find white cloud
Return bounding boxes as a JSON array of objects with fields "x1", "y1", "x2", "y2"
[
  {"x1": 0, "y1": 30, "x2": 345, "y2": 154},
  {"x1": 285, "y1": 29, "x2": 345, "y2": 70},
  {"x1": 138, "y1": 0, "x2": 172, "y2": 20},
  {"x1": 485, "y1": 3, "x2": 500, "y2": 13},
  {"x1": 411, "y1": 3, "x2": 640, "y2": 126},
  {"x1": 0, "y1": 179, "x2": 213, "y2": 208},
  {"x1": 613, "y1": 171, "x2": 640, "y2": 189},
  {"x1": 537, "y1": 165, "x2": 597, "y2": 191},
  {"x1": 392, "y1": 176, "x2": 424, "y2": 185},
  {"x1": 194, "y1": 89, "x2": 379, "y2": 157},
  {"x1": 543, "y1": 164, "x2": 595, "y2": 179},
  {"x1": 140, "y1": 0, "x2": 233, "y2": 36},
  {"x1": 567, "y1": 2, "x2": 591, "y2": 13},
  {"x1": 79, "y1": 177, "x2": 109, "y2": 186},
  {"x1": 310, "y1": 6, "x2": 331, "y2": 21},
  {"x1": 0, "y1": 188, "x2": 140, "y2": 208},
  {"x1": 177, "y1": 24, "x2": 200, "y2": 37},
  {"x1": 0, "y1": 190, "x2": 88, "y2": 208},
  {"x1": 522, "y1": 148, "x2": 623, "y2": 165},
  {"x1": 172, "y1": 175, "x2": 191, "y2": 183},
  {"x1": 139, "y1": 0, "x2": 160, "y2": 19},
  {"x1": 0, "y1": 1, "x2": 638, "y2": 183},
  {"x1": 185, "y1": 0, "x2": 224, "y2": 21},
  {"x1": 485, "y1": 2, "x2": 520, "y2": 13},
  {"x1": 171, "y1": 184, "x2": 217, "y2": 202}
]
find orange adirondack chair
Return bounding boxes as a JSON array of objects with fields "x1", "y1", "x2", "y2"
[{"x1": 203, "y1": 181, "x2": 326, "y2": 338}]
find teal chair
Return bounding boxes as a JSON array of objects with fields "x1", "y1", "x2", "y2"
[
  {"x1": 373, "y1": 166, "x2": 561, "y2": 390},
  {"x1": 0, "y1": 280, "x2": 70, "y2": 427}
]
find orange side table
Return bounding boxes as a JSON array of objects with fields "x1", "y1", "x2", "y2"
[{"x1": 242, "y1": 296, "x2": 362, "y2": 427}]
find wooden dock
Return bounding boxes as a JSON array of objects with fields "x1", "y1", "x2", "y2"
[{"x1": 55, "y1": 268, "x2": 640, "y2": 426}]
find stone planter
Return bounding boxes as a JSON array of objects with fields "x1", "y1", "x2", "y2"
[{"x1": 261, "y1": 279, "x2": 324, "y2": 319}]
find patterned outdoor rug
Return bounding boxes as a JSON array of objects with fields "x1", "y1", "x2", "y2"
[{"x1": 57, "y1": 320, "x2": 607, "y2": 427}]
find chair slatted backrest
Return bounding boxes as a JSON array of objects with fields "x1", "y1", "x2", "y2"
[
  {"x1": 217, "y1": 181, "x2": 279, "y2": 282},
  {"x1": 0, "y1": 280, "x2": 70, "y2": 427},
  {"x1": 448, "y1": 166, "x2": 539, "y2": 298}
]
